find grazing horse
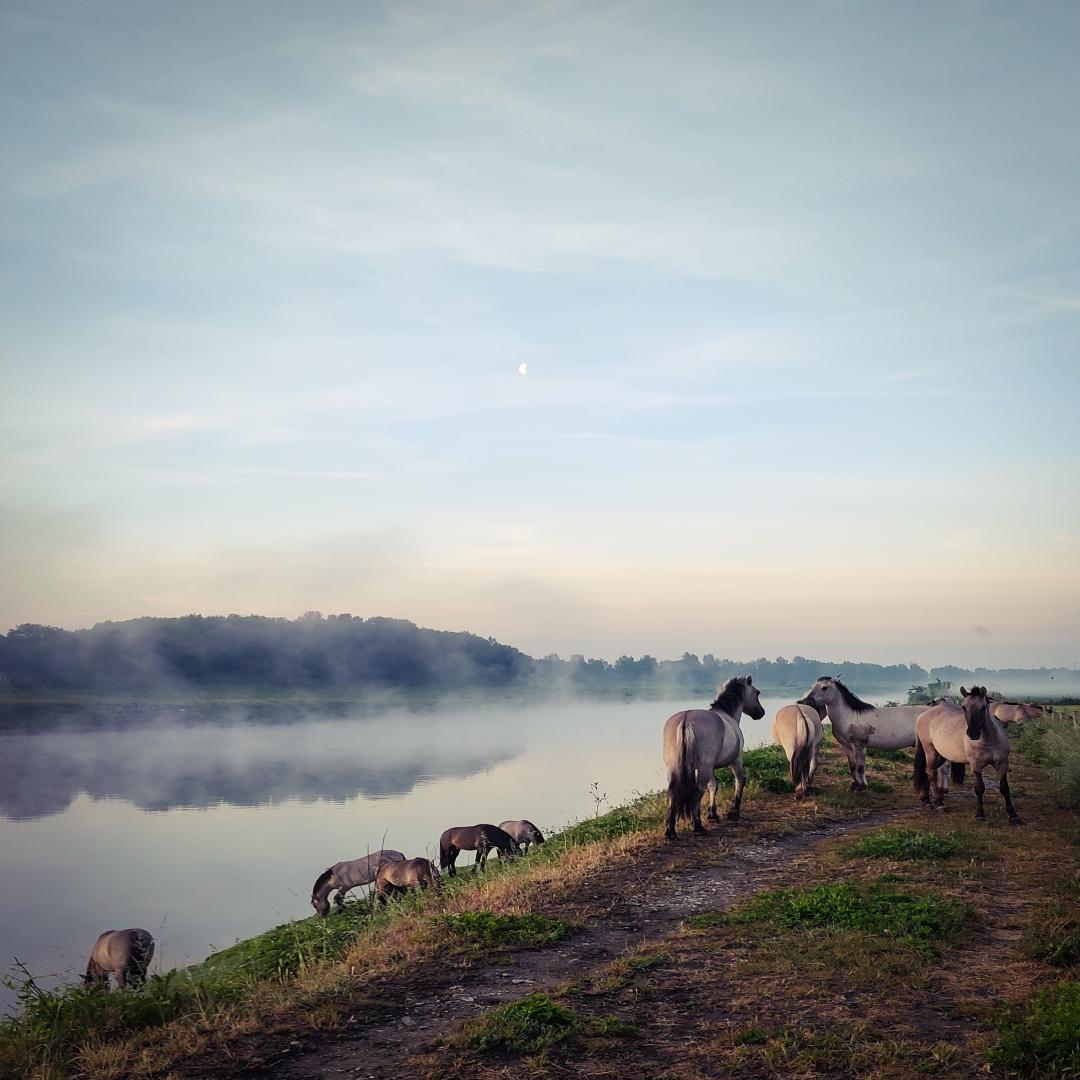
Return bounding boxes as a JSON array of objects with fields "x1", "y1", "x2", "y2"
[
  {"x1": 915, "y1": 686, "x2": 1022, "y2": 824},
  {"x1": 662, "y1": 675, "x2": 765, "y2": 839},
  {"x1": 772, "y1": 698, "x2": 823, "y2": 799},
  {"x1": 83, "y1": 929, "x2": 154, "y2": 989},
  {"x1": 497, "y1": 819, "x2": 545, "y2": 854},
  {"x1": 803, "y1": 676, "x2": 926, "y2": 791},
  {"x1": 311, "y1": 850, "x2": 406, "y2": 916},
  {"x1": 374, "y1": 857, "x2": 439, "y2": 902},
  {"x1": 439, "y1": 824, "x2": 518, "y2": 876},
  {"x1": 991, "y1": 700, "x2": 1044, "y2": 725}
]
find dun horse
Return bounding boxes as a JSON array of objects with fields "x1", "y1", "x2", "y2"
[
  {"x1": 498, "y1": 819, "x2": 545, "y2": 853},
  {"x1": 915, "y1": 686, "x2": 1022, "y2": 824},
  {"x1": 374, "y1": 857, "x2": 439, "y2": 902},
  {"x1": 83, "y1": 929, "x2": 154, "y2": 989},
  {"x1": 772, "y1": 698, "x2": 823, "y2": 799},
  {"x1": 439, "y1": 824, "x2": 518, "y2": 875},
  {"x1": 663, "y1": 675, "x2": 765, "y2": 839},
  {"x1": 991, "y1": 700, "x2": 1044, "y2": 725},
  {"x1": 311, "y1": 850, "x2": 405, "y2": 916},
  {"x1": 803, "y1": 676, "x2": 926, "y2": 791}
]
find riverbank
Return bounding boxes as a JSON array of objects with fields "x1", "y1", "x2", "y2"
[{"x1": 2, "y1": 721, "x2": 1077, "y2": 1079}]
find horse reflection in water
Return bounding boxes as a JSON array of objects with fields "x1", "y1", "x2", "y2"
[{"x1": 311, "y1": 850, "x2": 405, "y2": 916}]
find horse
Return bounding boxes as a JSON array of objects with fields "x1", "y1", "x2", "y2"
[
  {"x1": 914, "y1": 686, "x2": 1022, "y2": 824},
  {"x1": 439, "y1": 824, "x2": 518, "y2": 876},
  {"x1": 772, "y1": 698, "x2": 823, "y2": 799},
  {"x1": 662, "y1": 675, "x2": 765, "y2": 839},
  {"x1": 497, "y1": 819, "x2": 545, "y2": 854},
  {"x1": 803, "y1": 675, "x2": 927, "y2": 791},
  {"x1": 83, "y1": 928, "x2": 154, "y2": 989},
  {"x1": 374, "y1": 857, "x2": 439, "y2": 902},
  {"x1": 311, "y1": 850, "x2": 405, "y2": 916},
  {"x1": 991, "y1": 700, "x2": 1045, "y2": 725}
]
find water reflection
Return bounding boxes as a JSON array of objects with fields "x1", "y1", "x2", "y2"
[{"x1": 0, "y1": 709, "x2": 523, "y2": 820}]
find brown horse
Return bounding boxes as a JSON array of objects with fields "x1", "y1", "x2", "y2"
[
  {"x1": 497, "y1": 819, "x2": 545, "y2": 853},
  {"x1": 311, "y1": 850, "x2": 405, "y2": 916},
  {"x1": 83, "y1": 929, "x2": 154, "y2": 989},
  {"x1": 914, "y1": 686, "x2": 1022, "y2": 824},
  {"x1": 373, "y1": 857, "x2": 439, "y2": 902},
  {"x1": 439, "y1": 824, "x2": 518, "y2": 876},
  {"x1": 772, "y1": 698, "x2": 823, "y2": 799}
]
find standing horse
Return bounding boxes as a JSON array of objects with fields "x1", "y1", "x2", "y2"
[
  {"x1": 662, "y1": 675, "x2": 765, "y2": 839},
  {"x1": 991, "y1": 700, "x2": 1044, "y2": 725},
  {"x1": 374, "y1": 857, "x2": 440, "y2": 902},
  {"x1": 311, "y1": 850, "x2": 405, "y2": 916},
  {"x1": 83, "y1": 929, "x2": 154, "y2": 989},
  {"x1": 803, "y1": 676, "x2": 925, "y2": 791},
  {"x1": 772, "y1": 698, "x2": 823, "y2": 799},
  {"x1": 497, "y1": 819, "x2": 545, "y2": 854},
  {"x1": 439, "y1": 824, "x2": 518, "y2": 876},
  {"x1": 915, "y1": 686, "x2": 1022, "y2": 824}
]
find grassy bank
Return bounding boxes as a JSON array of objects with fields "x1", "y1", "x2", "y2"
[{"x1": 3, "y1": 727, "x2": 1077, "y2": 1079}]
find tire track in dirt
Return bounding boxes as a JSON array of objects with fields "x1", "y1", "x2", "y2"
[{"x1": 253, "y1": 810, "x2": 904, "y2": 1079}]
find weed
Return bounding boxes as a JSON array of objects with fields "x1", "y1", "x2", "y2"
[
  {"x1": 988, "y1": 980, "x2": 1080, "y2": 1076},
  {"x1": 728, "y1": 879, "x2": 972, "y2": 958},
  {"x1": 464, "y1": 994, "x2": 581, "y2": 1055},
  {"x1": 846, "y1": 828, "x2": 959, "y2": 861},
  {"x1": 441, "y1": 912, "x2": 573, "y2": 950}
]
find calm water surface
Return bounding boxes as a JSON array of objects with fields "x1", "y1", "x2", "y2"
[{"x1": 0, "y1": 693, "x2": 794, "y2": 1010}]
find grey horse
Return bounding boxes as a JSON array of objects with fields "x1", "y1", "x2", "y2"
[{"x1": 83, "y1": 928, "x2": 154, "y2": 989}]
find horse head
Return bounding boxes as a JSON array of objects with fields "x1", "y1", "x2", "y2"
[{"x1": 960, "y1": 686, "x2": 990, "y2": 740}]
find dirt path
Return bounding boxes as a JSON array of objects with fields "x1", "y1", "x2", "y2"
[{"x1": 252, "y1": 810, "x2": 903, "y2": 1080}]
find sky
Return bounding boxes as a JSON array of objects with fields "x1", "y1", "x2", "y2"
[{"x1": 1, "y1": 1, "x2": 1078, "y2": 668}]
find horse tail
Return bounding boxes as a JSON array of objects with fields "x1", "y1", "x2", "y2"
[
  {"x1": 438, "y1": 841, "x2": 451, "y2": 870},
  {"x1": 913, "y1": 739, "x2": 929, "y2": 797},
  {"x1": 790, "y1": 710, "x2": 814, "y2": 791},
  {"x1": 667, "y1": 716, "x2": 699, "y2": 824},
  {"x1": 951, "y1": 761, "x2": 966, "y2": 785}
]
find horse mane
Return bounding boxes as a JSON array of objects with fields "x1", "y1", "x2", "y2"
[
  {"x1": 827, "y1": 677, "x2": 876, "y2": 715},
  {"x1": 710, "y1": 678, "x2": 746, "y2": 715},
  {"x1": 311, "y1": 867, "x2": 333, "y2": 895}
]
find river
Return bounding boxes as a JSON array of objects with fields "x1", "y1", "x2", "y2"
[{"x1": 0, "y1": 691, "x2": 802, "y2": 1010}]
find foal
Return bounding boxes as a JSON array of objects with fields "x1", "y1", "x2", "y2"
[{"x1": 914, "y1": 686, "x2": 1022, "y2": 824}]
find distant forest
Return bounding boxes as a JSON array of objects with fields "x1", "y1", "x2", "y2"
[{"x1": 0, "y1": 614, "x2": 1074, "y2": 699}]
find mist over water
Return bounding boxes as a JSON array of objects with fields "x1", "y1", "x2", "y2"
[{"x1": 0, "y1": 692, "x2": 800, "y2": 1010}]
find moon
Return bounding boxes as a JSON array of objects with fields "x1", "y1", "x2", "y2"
[{"x1": 517, "y1": 362, "x2": 528, "y2": 376}]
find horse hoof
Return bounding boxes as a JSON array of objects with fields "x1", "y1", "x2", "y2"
[
  {"x1": 664, "y1": 831, "x2": 678, "y2": 841},
  {"x1": 1009, "y1": 817, "x2": 1024, "y2": 826}
]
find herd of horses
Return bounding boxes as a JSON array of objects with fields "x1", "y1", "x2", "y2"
[
  {"x1": 80, "y1": 677, "x2": 1046, "y2": 989},
  {"x1": 662, "y1": 673, "x2": 1042, "y2": 838}
]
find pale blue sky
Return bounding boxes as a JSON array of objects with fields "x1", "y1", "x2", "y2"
[{"x1": 2, "y1": 1, "x2": 1078, "y2": 666}]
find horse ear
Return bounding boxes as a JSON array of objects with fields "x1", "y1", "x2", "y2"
[
  {"x1": 746, "y1": 675, "x2": 753, "y2": 685},
  {"x1": 960, "y1": 686, "x2": 968, "y2": 697}
]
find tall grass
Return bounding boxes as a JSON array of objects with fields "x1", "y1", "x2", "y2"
[{"x1": 1010, "y1": 712, "x2": 1080, "y2": 809}]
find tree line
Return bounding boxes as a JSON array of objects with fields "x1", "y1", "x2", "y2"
[{"x1": 0, "y1": 614, "x2": 1072, "y2": 697}]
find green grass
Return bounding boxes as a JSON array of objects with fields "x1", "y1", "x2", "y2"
[
  {"x1": 988, "y1": 980, "x2": 1080, "y2": 1077},
  {"x1": 462, "y1": 994, "x2": 635, "y2": 1057},
  {"x1": 442, "y1": 912, "x2": 573, "y2": 950},
  {"x1": 1024, "y1": 906, "x2": 1080, "y2": 969},
  {"x1": 713, "y1": 744, "x2": 793, "y2": 795},
  {"x1": 846, "y1": 828, "x2": 960, "y2": 861},
  {"x1": 464, "y1": 994, "x2": 581, "y2": 1055},
  {"x1": 726, "y1": 879, "x2": 972, "y2": 958},
  {"x1": 865, "y1": 747, "x2": 911, "y2": 762}
]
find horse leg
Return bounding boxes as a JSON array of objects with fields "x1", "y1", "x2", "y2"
[
  {"x1": 999, "y1": 768, "x2": 1023, "y2": 825},
  {"x1": 928, "y1": 752, "x2": 947, "y2": 809},
  {"x1": 727, "y1": 759, "x2": 746, "y2": 821},
  {"x1": 843, "y1": 744, "x2": 860, "y2": 790},
  {"x1": 706, "y1": 772, "x2": 720, "y2": 823},
  {"x1": 853, "y1": 744, "x2": 868, "y2": 791},
  {"x1": 334, "y1": 888, "x2": 348, "y2": 911},
  {"x1": 973, "y1": 768, "x2": 986, "y2": 820},
  {"x1": 664, "y1": 794, "x2": 679, "y2": 840},
  {"x1": 690, "y1": 781, "x2": 707, "y2": 835}
]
